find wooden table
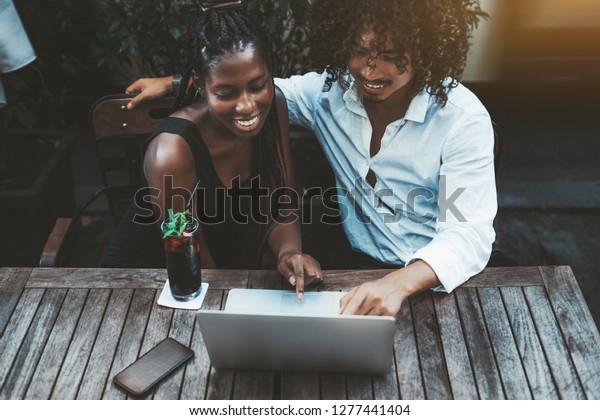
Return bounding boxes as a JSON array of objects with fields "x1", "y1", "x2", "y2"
[{"x1": 1, "y1": 266, "x2": 599, "y2": 400}]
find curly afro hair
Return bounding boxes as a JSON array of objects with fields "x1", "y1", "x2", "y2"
[{"x1": 309, "y1": 0, "x2": 487, "y2": 106}]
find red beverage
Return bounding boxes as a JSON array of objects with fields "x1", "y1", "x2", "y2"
[{"x1": 162, "y1": 218, "x2": 202, "y2": 301}]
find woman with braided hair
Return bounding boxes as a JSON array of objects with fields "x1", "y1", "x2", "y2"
[
  {"x1": 104, "y1": 1, "x2": 321, "y2": 298},
  {"x1": 126, "y1": 0, "x2": 498, "y2": 316}
]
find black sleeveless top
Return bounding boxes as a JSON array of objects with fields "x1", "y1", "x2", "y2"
[{"x1": 103, "y1": 117, "x2": 270, "y2": 269}]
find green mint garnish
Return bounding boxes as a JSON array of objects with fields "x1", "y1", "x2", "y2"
[{"x1": 162, "y1": 209, "x2": 193, "y2": 238}]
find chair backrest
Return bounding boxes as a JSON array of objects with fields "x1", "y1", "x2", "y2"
[{"x1": 90, "y1": 94, "x2": 175, "y2": 225}]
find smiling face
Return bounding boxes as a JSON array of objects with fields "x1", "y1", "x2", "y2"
[
  {"x1": 347, "y1": 29, "x2": 415, "y2": 103},
  {"x1": 196, "y1": 46, "x2": 273, "y2": 138}
]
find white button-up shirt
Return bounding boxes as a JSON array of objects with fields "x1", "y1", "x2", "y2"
[
  {"x1": 275, "y1": 72, "x2": 497, "y2": 292},
  {"x1": 0, "y1": 0, "x2": 36, "y2": 107}
]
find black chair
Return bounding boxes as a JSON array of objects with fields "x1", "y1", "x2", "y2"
[{"x1": 39, "y1": 94, "x2": 175, "y2": 266}]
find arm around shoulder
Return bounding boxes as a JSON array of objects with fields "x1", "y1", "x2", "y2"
[{"x1": 126, "y1": 76, "x2": 175, "y2": 110}]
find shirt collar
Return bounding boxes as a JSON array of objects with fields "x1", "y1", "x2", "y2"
[
  {"x1": 342, "y1": 79, "x2": 368, "y2": 118},
  {"x1": 342, "y1": 78, "x2": 431, "y2": 124}
]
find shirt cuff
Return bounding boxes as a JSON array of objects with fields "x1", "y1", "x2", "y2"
[{"x1": 409, "y1": 244, "x2": 464, "y2": 294}]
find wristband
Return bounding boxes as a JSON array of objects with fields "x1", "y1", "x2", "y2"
[{"x1": 171, "y1": 74, "x2": 182, "y2": 93}]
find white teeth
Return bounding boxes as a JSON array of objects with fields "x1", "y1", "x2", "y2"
[
  {"x1": 365, "y1": 83, "x2": 384, "y2": 89},
  {"x1": 235, "y1": 116, "x2": 258, "y2": 127}
]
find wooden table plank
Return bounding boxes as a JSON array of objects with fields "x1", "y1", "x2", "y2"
[
  {"x1": 205, "y1": 290, "x2": 235, "y2": 400},
  {"x1": 455, "y1": 288, "x2": 504, "y2": 399},
  {"x1": 51, "y1": 289, "x2": 111, "y2": 399},
  {"x1": 184, "y1": 289, "x2": 225, "y2": 400},
  {"x1": 323, "y1": 270, "x2": 396, "y2": 290},
  {"x1": 153, "y1": 307, "x2": 197, "y2": 400},
  {"x1": 232, "y1": 270, "x2": 281, "y2": 400},
  {"x1": 500, "y1": 287, "x2": 559, "y2": 399},
  {"x1": 478, "y1": 288, "x2": 532, "y2": 399},
  {"x1": 0, "y1": 288, "x2": 44, "y2": 394},
  {"x1": 27, "y1": 268, "x2": 165, "y2": 289},
  {"x1": 394, "y1": 298, "x2": 424, "y2": 399},
  {"x1": 320, "y1": 374, "x2": 346, "y2": 399},
  {"x1": 102, "y1": 288, "x2": 155, "y2": 400},
  {"x1": 0, "y1": 289, "x2": 67, "y2": 399},
  {"x1": 523, "y1": 287, "x2": 586, "y2": 399},
  {"x1": 25, "y1": 289, "x2": 88, "y2": 399},
  {"x1": 373, "y1": 365, "x2": 400, "y2": 400},
  {"x1": 322, "y1": 267, "x2": 544, "y2": 290},
  {"x1": 134, "y1": 290, "x2": 174, "y2": 400},
  {"x1": 202, "y1": 270, "x2": 250, "y2": 290},
  {"x1": 539, "y1": 266, "x2": 600, "y2": 399},
  {"x1": 433, "y1": 292, "x2": 478, "y2": 399},
  {"x1": 27, "y1": 268, "x2": 249, "y2": 290},
  {"x1": 281, "y1": 373, "x2": 320, "y2": 400},
  {"x1": 346, "y1": 375, "x2": 374, "y2": 400},
  {"x1": 463, "y1": 267, "x2": 543, "y2": 288},
  {"x1": 76, "y1": 289, "x2": 133, "y2": 399},
  {"x1": 411, "y1": 292, "x2": 452, "y2": 399},
  {"x1": 0, "y1": 268, "x2": 32, "y2": 338}
]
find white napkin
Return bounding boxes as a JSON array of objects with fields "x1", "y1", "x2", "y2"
[{"x1": 157, "y1": 280, "x2": 209, "y2": 310}]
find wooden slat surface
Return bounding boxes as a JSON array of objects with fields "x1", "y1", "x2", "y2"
[
  {"x1": 373, "y1": 363, "x2": 400, "y2": 400},
  {"x1": 0, "y1": 288, "x2": 45, "y2": 394},
  {"x1": 346, "y1": 374, "x2": 373, "y2": 400},
  {"x1": 1, "y1": 289, "x2": 67, "y2": 399},
  {"x1": 321, "y1": 266, "x2": 543, "y2": 290},
  {"x1": 51, "y1": 289, "x2": 111, "y2": 399},
  {"x1": 25, "y1": 267, "x2": 543, "y2": 290},
  {"x1": 153, "y1": 307, "x2": 196, "y2": 400},
  {"x1": 26, "y1": 268, "x2": 249, "y2": 290},
  {"x1": 500, "y1": 287, "x2": 558, "y2": 399},
  {"x1": 76, "y1": 289, "x2": 133, "y2": 399},
  {"x1": 394, "y1": 297, "x2": 424, "y2": 399},
  {"x1": 539, "y1": 266, "x2": 600, "y2": 399},
  {"x1": 523, "y1": 287, "x2": 586, "y2": 399},
  {"x1": 0, "y1": 266, "x2": 598, "y2": 401},
  {"x1": 478, "y1": 288, "x2": 532, "y2": 399},
  {"x1": 433, "y1": 293, "x2": 478, "y2": 399},
  {"x1": 320, "y1": 373, "x2": 346, "y2": 400},
  {"x1": 411, "y1": 292, "x2": 452, "y2": 399},
  {"x1": 25, "y1": 289, "x2": 88, "y2": 399},
  {"x1": 102, "y1": 288, "x2": 155, "y2": 400},
  {"x1": 135, "y1": 291, "x2": 173, "y2": 400},
  {"x1": 0, "y1": 267, "x2": 32, "y2": 337},
  {"x1": 455, "y1": 288, "x2": 505, "y2": 399}
]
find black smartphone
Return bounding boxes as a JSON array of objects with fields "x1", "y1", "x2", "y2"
[{"x1": 113, "y1": 337, "x2": 194, "y2": 397}]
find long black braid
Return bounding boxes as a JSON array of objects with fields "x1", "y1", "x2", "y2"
[{"x1": 173, "y1": 6, "x2": 287, "y2": 191}]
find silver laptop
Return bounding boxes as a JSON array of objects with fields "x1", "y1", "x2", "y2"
[{"x1": 196, "y1": 289, "x2": 396, "y2": 374}]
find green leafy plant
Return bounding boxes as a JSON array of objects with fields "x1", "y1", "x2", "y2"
[
  {"x1": 162, "y1": 209, "x2": 194, "y2": 238},
  {"x1": 90, "y1": 0, "x2": 313, "y2": 80}
]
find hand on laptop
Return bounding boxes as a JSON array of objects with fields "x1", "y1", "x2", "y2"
[
  {"x1": 277, "y1": 251, "x2": 322, "y2": 301},
  {"x1": 339, "y1": 274, "x2": 405, "y2": 316},
  {"x1": 339, "y1": 260, "x2": 440, "y2": 316}
]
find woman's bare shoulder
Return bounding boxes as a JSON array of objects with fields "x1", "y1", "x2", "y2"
[{"x1": 144, "y1": 132, "x2": 194, "y2": 174}]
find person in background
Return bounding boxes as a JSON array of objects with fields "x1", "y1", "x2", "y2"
[
  {"x1": 124, "y1": 0, "x2": 497, "y2": 316},
  {"x1": 0, "y1": 0, "x2": 36, "y2": 109},
  {"x1": 104, "y1": 1, "x2": 321, "y2": 299}
]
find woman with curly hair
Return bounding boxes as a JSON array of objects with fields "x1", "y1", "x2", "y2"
[{"x1": 126, "y1": 0, "x2": 496, "y2": 317}]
